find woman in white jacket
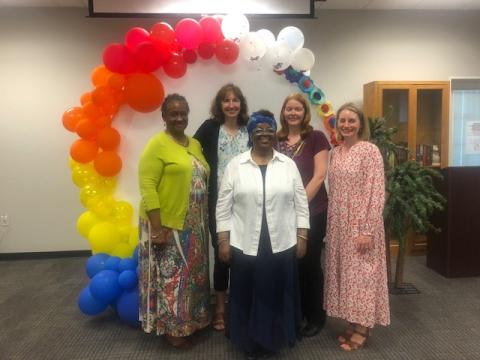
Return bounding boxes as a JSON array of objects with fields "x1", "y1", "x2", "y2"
[{"x1": 216, "y1": 110, "x2": 310, "y2": 359}]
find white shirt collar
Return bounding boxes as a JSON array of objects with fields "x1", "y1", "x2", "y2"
[{"x1": 239, "y1": 149, "x2": 286, "y2": 165}]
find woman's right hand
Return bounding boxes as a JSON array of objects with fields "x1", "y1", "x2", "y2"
[
  {"x1": 150, "y1": 226, "x2": 170, "y2": 246},
  {"x1": 218, "y1": 241, "x2": 231, "y2": 263}
]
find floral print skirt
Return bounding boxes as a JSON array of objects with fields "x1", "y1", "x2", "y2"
[{"x1": 138, "y1": 158, "x2": 211, "y2": 336}]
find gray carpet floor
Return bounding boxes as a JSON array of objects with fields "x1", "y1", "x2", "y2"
[{"x1": 0, "y1": 256, "x2": 479, "y2": 360}]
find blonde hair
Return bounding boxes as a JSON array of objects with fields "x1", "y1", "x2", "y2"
[{"x1": 335, "y1": 102, "x2": 370, "y2": 141}]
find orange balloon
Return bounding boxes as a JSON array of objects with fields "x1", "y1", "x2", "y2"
[
  {"x1": 125, "y1": 73, "x2": 164, "y2": 113},
  {"x1": 82, "y1": 101, "x2": 103, "y2": 119},
  {"x1": 93, "y1": 115, "x2": 113, "y2": 128},
  {"x1": 70, "y1": 139, "x2": 99, "y2": 163},
  {"x1": 62, "y1": 107, "x2": 84, "y2": 132},
  {"x1": 80, "y1": 92, "x2": 92, "y2": 106},
  {"x1": 92, "y1": 85, "x2": 116, "y2": 108},
  {"x1": 76, "y1": 118, "x2": 97, "y2": 139},
  {"x1": 97, "y1": 127, "x2": 121, "y2": 150},
  {"x1": 108, "y1": 74, "x2": 126, "y2": 90},
  {"x1": 91, "y1": 65, "x2": 113, "y2": 87},
  {"x1": 94, "y1": 151, "x2": 122, "y2": 177}
]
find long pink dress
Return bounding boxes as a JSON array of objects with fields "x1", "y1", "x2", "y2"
[{"x1": 324, "y1": 141, "x2": 390, "y2": 328}]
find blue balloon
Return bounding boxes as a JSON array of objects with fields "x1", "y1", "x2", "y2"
[
  {"x1": 90, "y1": 270, "x2": 122, "y2": 303},
  {"x1": 133, "y1": 246, "x2": 139, "y2": 265},
  {"x1": 104, "y1": 256, "x2": 121, "y2": 271},
  {"x1": 118, "y1": 258, "x2": 137, "y2": 272},
  {"x1": 78, "y1": 286, "x2": 108, "y2": 315},
  {"x1": 85, "y1": 253, "x2": 109, "y2": 278},
  {"x1": 118, "y1": 270, "x2": 138, "y2": 290},
  {"x1": 116, "y1": 288, "x2": 140, "y2": 327}
]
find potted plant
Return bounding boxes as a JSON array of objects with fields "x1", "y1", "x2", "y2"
[{"x1": 369, "y1": 117, "x2": 446, "y2": 292}]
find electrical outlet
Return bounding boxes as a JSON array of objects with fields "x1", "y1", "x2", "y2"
[{"x1": 0, "y1": 214, "x2": 8, "y2": 226}]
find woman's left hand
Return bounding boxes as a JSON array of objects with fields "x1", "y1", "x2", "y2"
[
  {"x1": 296, "y1": 237, "x2": 307, "y2": 258},
  {"x1": 356, "y1": 235, "x2": 373, "y2": 254}
]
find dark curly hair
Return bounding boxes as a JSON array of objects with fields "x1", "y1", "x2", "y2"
[
  {"x1": 161, "y1": 93, "x2": 189, "y2": 116},
  {"x1": 209, "y1": 83, "x2": 249, "y2": 126}
]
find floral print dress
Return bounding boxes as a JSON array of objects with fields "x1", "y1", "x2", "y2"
[
  {"x1": 138, "y1": 157, "x2": 211, "y2": 336},
  {"x1": 324, "y1": 141, "x2": 390, "y2": 328}
]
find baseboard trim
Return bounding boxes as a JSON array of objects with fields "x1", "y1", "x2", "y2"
[{"x1": 0, "y1": 250, "x2": 91, "y2": 261}]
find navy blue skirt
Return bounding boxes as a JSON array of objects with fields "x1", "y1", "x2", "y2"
[{"x1": 227, "y1": 231, "x2": 302, "y2": 354}]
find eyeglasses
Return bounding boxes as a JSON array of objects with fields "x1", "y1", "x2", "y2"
[{"x1": 252, "y1": 128, "x2": 276, "y2": 136}]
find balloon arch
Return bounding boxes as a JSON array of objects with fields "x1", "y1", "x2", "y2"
[{"x1": 62, "y1": 14, "x2": 337, "y2": 326}]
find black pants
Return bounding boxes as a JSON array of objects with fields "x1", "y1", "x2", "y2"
[
  {"x1": 209, "y1": 205, "x2": 230, "y2": 292},
  {"x1": 298, "y1": 211, "x2": 327, "y2": 326}
]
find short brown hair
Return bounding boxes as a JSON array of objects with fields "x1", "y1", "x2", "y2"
[
  {"x1": 209, "y1": 83, "x2": 249, "y2": 126},
  {"x1": 335, "y1": 102, "x2": 370, "y2": 141},
  {"x1": 277, "y1": 93, "x2": 313, "y2": 141}
]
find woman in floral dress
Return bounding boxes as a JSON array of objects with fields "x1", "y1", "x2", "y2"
[
  {"x1": 324, "y1": 103, "x2": 390, "y2": 351},
  {"x1": 138, "y1": 94, "x2": 211, "y2": 349}
]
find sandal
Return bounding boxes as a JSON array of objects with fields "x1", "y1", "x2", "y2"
[
  {"x1": 165, "y1": 334, "x2": 193, "y2": 349},
  {"x1": 339, "y1": 327, "x2": 369, "y2": 352},
  {"x1": 337, "y1": 323, "x2": 355, "y2": 344},
  {"x1": 212, "y1": 312, "x2": 225, "y2": 331}
]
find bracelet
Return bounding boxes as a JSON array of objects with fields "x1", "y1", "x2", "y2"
[
  {"x1": 297, "y1": 234, "x2": 308, "y2": 241},
  {"x1": 151, "y1": 234, "x2": 159, "y2": 239}
]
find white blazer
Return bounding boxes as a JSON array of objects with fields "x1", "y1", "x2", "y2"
[{"x1": 216, "y1": 149, "x2": 310, "y2": 256}]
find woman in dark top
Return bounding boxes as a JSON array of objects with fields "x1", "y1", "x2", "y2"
[
  {"x1": 193, "y1": 83, "x2": 249, "y2": 331},
  {"x1": 277, "y1": 93, "x2": 331, "y2": 337}
]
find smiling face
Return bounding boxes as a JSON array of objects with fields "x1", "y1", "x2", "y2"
[
  {"x1": 252, "y1": 122, "x2": 276, "y2": 151},
  {"x1": 283, "y1": 99, "x2": 305, "y2": 129},
  {"x1": 221, "y1": 90, "x2": 241, "y2": 121},
  {"x1": 162, "y1": 100, "x2": 189, "y2": 136},
  {"x1": 337, "y1": 109, "x2": 361, "y2": 141}
]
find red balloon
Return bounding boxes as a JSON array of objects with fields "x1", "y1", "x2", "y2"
[
  {"x1": 215, "y1": 39, "x2": 239, "y2": 65},
  {"x1": 133, "y1": 41, "x2": 163, "y2": 72},
  {"x1": 70, "y1": 139, "x2": 98, "y2": 163},
  {"x1": 76, "y1": 118, "x2": 97, "y2": 139},
  {"x1": 174, "y1": 18, "x2": 203, "y2": 50},
  {"x1": 182, "y1": 49, "x2": 197, "y2": 64},
  {"x1": 199, "y1": 16, "x2": 223, "y2": 44},
  {"x1": 94, "y1": 151, "x2": 122, "y2": 177},
  {"x1": 150, "y1": 22, "x2": 175, "y2": 46},
  {"x1": 197, "y1": 42, "x2": 215, "y2": 59},
  {"x1": 103, "y1": 43, "x2": 136, "y2": 74},
  {"x1": 125, "y1": 27, "x2": 150, "y2": 52},
  {"x1": 163, "y1": 53, "x2": 187, "y2": 79},
  {"x1": 62, "y1": 107, "x2": 84, "y2": 132},
  {"x1": 125, "y1": 73, "x2": 165, "y2": 113},
  {"x1": 97, "y1": 127, "x2": 121, "y2": 150}
]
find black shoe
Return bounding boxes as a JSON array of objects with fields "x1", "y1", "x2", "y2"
[{"x1": 301, "y1": 323, "x2": 322, "y2": 337}]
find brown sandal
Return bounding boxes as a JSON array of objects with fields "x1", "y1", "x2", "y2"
[
  {"x1": 165, "y1": 334, "x2": 193, "y2": 349},
  {"x1": 339, "y1": 328, "x2": 369, "y2": 351},
  {"x1": 212, "y1": 312, "x2": 225, "y2": 331},
  {"x1": 337, "y1": 323, "x2": 355, "y2": 344}
]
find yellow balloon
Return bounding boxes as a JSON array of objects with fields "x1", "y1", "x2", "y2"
[
  {"x1": 72, "y1": 165, "x2": 101, "y2": 188},
  {"x1": 76, "y1": 211, "x2": 100, "y2": 238},
  {"x1": 112, "y1": 200, "x2": 134, "y2": 223},
  {"x1": 80, "y1": 184, "x2": 106, "y2": 208},
  {"x1": 116, "y1": 222, "x2": 132, "y2": 242},
  {"x1": 128, "y1": 226, "x2": 139, "y2": 248},
  {"x1": 88, "y1": 222, "x2": 121, "y2": 253},
  {"x1": 90, "y1": 195, "x2": 115, "y2": 218},
  {"x1": 111, "y1": 243, "x2": 134, "y2": 258}
]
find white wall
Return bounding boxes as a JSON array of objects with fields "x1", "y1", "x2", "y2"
[{"x1": 0, "y1": 7, "x2": 479, "y2": 253}]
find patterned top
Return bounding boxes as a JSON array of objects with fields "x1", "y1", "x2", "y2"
[{"x1": 217, "y1": 125, "x2": 249, "y2": 187}]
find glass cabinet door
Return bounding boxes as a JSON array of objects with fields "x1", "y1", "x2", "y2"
[
  {"x1": 383, "y1": 89, "x2": 409, "y2": 162},
  {"x1": 416, "y1": 89, "x2": 443, "y2": 167}
]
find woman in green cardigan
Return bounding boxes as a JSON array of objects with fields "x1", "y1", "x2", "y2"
[{"x1": 138, "y1": 94, "x2": 211, "y2": 349}]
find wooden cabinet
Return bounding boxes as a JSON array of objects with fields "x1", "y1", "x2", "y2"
[{"x1": 363, "y1": 81, "x2": 450, "y2": 255}]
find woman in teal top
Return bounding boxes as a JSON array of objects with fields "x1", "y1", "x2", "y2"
[{"x1": 138, "y1": 94, "x2": 211, "y2": 349}]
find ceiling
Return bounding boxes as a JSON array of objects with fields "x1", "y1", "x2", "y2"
[{"x1": 1, "y1": 0, "x2": 479, "y2": 10}]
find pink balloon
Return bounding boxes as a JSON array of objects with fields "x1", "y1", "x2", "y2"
[
  {"x1": 125, "y1": 27, "x2": 150, "y2": 52},
  {"x1": 174, "y1": 18, "x2": 203, "y2": 50},
  {"x1": 199, "y1": 16, "x2": 223, "y2": 44},
  {"x1": 133, "y1": 41, "x2": 163, "y2": 72},
  {"x1": 102, "y1": 43, "x2": 136, "y2": 74}
]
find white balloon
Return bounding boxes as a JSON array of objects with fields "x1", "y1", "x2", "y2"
[
  {"x1": 277, "y1": 26, "x2": 304, "y2": 52},
  {"x1": 256, "y1": 29, "x2": 276, "y2": 48},
  {"x1": 262, "y1": 41, "x2": 293, "y2": 71},
  {"x1": 291, "y1": 48, "x2": 315, "y2": 72},
  {"x1": 221, "y1": 13, "x2": 250, "y2": 40},
  {"x1": 239, "y1": 32, "x2": 267, "y2": 63}
]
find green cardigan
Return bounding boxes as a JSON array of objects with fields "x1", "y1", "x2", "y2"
[{"x1": 138, "y1": 132, "x2": 210, "y2": 230}]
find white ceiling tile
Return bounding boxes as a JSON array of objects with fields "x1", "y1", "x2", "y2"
[{"x1": 315, "y1": 0, "x2": 371, "y2": 10}]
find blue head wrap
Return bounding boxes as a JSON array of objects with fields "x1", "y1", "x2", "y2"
[{"x1": 247, "y1": 111, "x2": 277, "y2": 147}]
